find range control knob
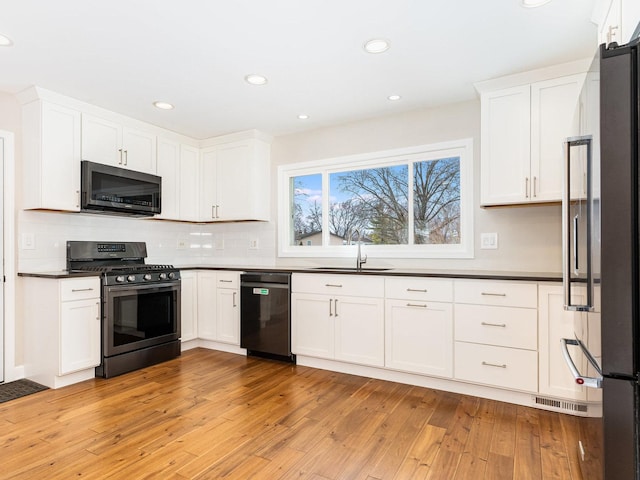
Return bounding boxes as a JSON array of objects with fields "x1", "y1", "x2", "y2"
[
  {"x1": 159, "y1": 273, "x2": 167, "y2": 280},
  {"x1": 127, "y1": 275, "x2": 136, "y2": 282},
  {"x1": 143, "y1": 274, "x2": 152, "y2": 281},
  {"x1": 116, "y1": 276, "x2": 125, "y2": 283},
  {"x1": 168, "y1": 272, "x2": 176, "y2": 279}
]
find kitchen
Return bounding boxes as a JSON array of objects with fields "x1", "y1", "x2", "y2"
[{"x1": 0, "y1": 0, "x2": 638, "y2": 478}]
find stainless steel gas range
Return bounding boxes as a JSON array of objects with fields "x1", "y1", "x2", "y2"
[{"x1": 67, "y1": 241, "x2": 181, "y2": 378}]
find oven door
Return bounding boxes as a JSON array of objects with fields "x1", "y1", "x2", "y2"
[{"x1": 103, "y1": 281, "x2": 181, "y2": 357}]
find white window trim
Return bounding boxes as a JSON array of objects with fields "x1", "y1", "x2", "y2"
[{"x1": 277, "y1": 138, "x2": 474, "y2": 259}]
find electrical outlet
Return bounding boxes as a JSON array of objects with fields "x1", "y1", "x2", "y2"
[
  {"x1": 480, "y1": 232, "x2": 498, "y2": 250},
  {"x1": 176, "y1": 239, "x2": 186, "y2": 250},
  {"x1": 21, "y1": 233, "x2": 35, "y2": 250},
  {"x1": 249, "y1": 238, "x2": 259, "y2": 249}
]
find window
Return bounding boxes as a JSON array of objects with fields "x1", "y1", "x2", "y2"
[{"x1": 278, "y1": 139, "x2": 473, "y2": 258}]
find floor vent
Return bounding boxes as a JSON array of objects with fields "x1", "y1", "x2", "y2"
[{"x1": 533, "y1": 396, "x2": 589, "y2": 414}]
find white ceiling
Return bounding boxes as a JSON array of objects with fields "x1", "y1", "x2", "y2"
[{"x1": 0, "y1": 0, "x2": 598, "y2": 140}]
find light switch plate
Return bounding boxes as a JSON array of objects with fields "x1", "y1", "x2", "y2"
[
  {"x1": 480, "y1": 232, "x2": 498, "y2": 249},
  {"x1": 249, "y1": 238, "x2": 259, "y2": 249},
  {"x1": 21, "y1": 233, "x2": 35, "y2": 250}
]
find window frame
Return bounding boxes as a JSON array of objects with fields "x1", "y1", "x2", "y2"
[{"x1": 277, "y1": 138, "x2": 474, "y2": 259}]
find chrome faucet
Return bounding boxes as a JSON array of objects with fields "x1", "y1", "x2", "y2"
[{"x1": 354, "y1": 229, "x2": 367, "y2": 271}]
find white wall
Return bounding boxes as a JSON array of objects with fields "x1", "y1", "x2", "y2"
[{"x1": 271, "y1": 100, "x2": 562, "y2": 273}]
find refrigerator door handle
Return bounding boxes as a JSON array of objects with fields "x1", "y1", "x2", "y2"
[{"x1": 560, "y1": 337, "x2": 603, "y2": 388}]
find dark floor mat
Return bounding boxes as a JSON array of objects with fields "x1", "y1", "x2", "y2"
[{"x1": 0, "y1": 379, "x2": 48, "y2": 403}]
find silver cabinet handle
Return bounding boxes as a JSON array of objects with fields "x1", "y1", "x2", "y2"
[
  {"x1": 123, "y1": 149, "x2": 128, "y2": 166},
  {"x1": 118, "y1": 148, "x2": 123, "y2": 165},
  {"x1": 560, "y1": 338, "x2": 602, "y2": 388},
  {"x1": 215, "y1": 205, "x2": 219, "y2": 219},
  {"x1": 481, "y1": 292, "x2": 506, "y2": 297},
  {"x1": 325, "y1": 284, "x2": 342, "y2": 288},
  {"x1": 525, "y1": 177, "x2": 529, "y2": 198},
  {"x1": 329, "y1": 298, "x2": 333, "y2": 317},
  {"x1": 219, "y1": 279, "x2": 233, "y2": 283},
  {"x1": 480, "y1": 322, "x2": 507, "y2": 328},
  {"x1": 533, "y1": 176, "x2": 537, "y2": 197},
  {"x1": 334, "y1": 298, "x2": 338, "y2": 317},
  {"x1": 481, "y1": 322, "x2": 506, "y2": 328},
  {"x1": 72, "y1": 288, "x2": 94, "y2": 292},
  {"x1": 211, "y1": 205, "x2": 215, "y2": 219},
  {"x1": 232, "y1": 291, "x2": 237, "y2": 307},
  {"x1": 406, "y1": 303, "x2": 427, "y2": 308},
  {"x1": 76, "y1": 190, "x2": 80, "y2": 208},
  {"x1": 96, "y1": 301, "x2": 100, "y2": 320},
  {"x1": 482, "y1": 361, "x2": 507, "y2": 369},
  {"x1": 407, "y1": 288, "x2": 427, "y2": 293}
]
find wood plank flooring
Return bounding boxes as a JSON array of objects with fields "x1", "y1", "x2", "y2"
[{"x1": 0, "y1": 348, "x2": 587, "y2": 479}]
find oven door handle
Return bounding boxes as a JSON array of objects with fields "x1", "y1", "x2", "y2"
[{"x1": 106, "y1": 280, "x2": 181, "y2": 294}]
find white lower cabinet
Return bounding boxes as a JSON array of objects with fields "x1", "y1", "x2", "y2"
[
  {"x1": 538, "y1": 283, "x2": 589, "y2": 401},
  {"x1": 453, "y1": 279, "x2": 539, "y2": 393},
  {"x1": 385, "y1": 299, "x2": 453, "y2": 377},
  {"x1": 179, "y1": 271, "x2": 198, "y2": 342},
  {"x1": 23, "y1": 276, "x2": 101, "y2": 388},
  {"x1": 194, "y1": 270, "x2": 240, "y2": 345},
  {"x1": 291, "y1": 273, "x2": 384, "y2": 367}
]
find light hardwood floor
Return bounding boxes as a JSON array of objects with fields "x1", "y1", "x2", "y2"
[{"x1": 0, "y1": 348, "x2": 588, "y2": 479}]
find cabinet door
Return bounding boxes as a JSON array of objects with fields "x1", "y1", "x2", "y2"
[
  {"x1": 538, "y1": 284, "x2": 587, "y2": 401},
  {"x1": 196, "y1": 271, "x2": 217, "y2": 340},
  {"x1": 215, "y1": 142, "x2": 251, "y2": 221},
  {"x1": 385, "y1": 299, "x2": 453, "y2": 377},
  {"x1": 530, "y1": 74, "x2": 584, "y2": 202},
  {"x1": 81, "y1": 114, "x2": 122, "y2": 166},
  {"x1": 156, "y1": 138, "x2": 180, "y2": 220},
  {"x1": 179, "y1": 145, "x2": 200, "y2": 221},
  {"x1": 480, "y1": 85, "x2": 531, "y2": 205},
  {"x1": 180, "y1": 271, "x2": 198, "y2": 342},
  {"x1": 40, "y1": 102, "x2": 82, "y2": 211},
  {"x1": 334, "y1": 296, "x2": 384, "y2": 367},
  {"x1": 122, "y1": 127, "x2": 156, "y2": 173},
  {"x1": 216, "y1": 287, "x2": 239, "y2": 344},
  {"x1": 291, "y1": 293, "x2": 334, "y2": 359},
  {"x1": 200, "y1": 149, "x2": 217, "y2": 221},
  {"x1": 59, "y1": 298, "x2": 100, "y2": 375}
]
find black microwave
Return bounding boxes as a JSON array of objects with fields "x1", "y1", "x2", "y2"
[{"x1": 81, "y1": 161, "x2": 162, "y2": 216}]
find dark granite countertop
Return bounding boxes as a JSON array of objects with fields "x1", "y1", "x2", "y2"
[{"x1": 18, "y1": 265, "x2": 562, "y2": 282}]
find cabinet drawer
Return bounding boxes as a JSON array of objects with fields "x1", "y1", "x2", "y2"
[
  {"x1": 454, "y1": 304, "x2": 537, "y2": 350},
  {"x1": 454, "y1": 342, "x2": 538, "y2": 393},
  {"x1": 60, "y1": 277, "x2": 101, "y2": 302},
  {"x1": 454, "y1": 280, "x2": 537, "y2": 308},
  {"x1": 385, "y1": 277, "x2": 453, "y2": 302},
  {"x1": 216, "y1": 271, "x2": 239, "y2": 288},
  {"x1": 292, "y1": 273, "x2": 384, "y2": 297}
]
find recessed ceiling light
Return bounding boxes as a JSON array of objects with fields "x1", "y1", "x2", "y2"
[
  {"x1": 0, "y1": 34, "x2": 14, "y2": 47},
  {"x1": 245, "y1": 74, "x2": 268, "y2": 85},
  {"x1": 363, "y1": 38, "x2": 390, "y2": 54},
  {"x1": 521, "y1": 0, "x2": 551, "y2": 7},
  {"x1": 297, "y1": 114, "x2": 309, "y2": 120},
  {"x1": 387, "y1": 95, "x2": 402, "y2": 101},
  {"x1": 153, "y1": 101, "x2": 174, "y2": 110}
]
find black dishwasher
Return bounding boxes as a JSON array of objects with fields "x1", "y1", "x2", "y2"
[{"x1": 240, "y1": 272, "x2": 295, "y2": 363}]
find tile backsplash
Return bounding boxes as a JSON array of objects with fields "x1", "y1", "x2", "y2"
[{"x1": 18, "y1": 210, "x2": 277, "y2": 272}]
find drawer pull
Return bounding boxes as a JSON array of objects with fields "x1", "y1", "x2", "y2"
[
  {"x1": 481, "y1": 292, "x2": 506, "y2": 297},
  {"x1": 219, "y1": 279, "x2": 233, "y2": 283},
  {"x1": 482, "y1": 361, "x2": 507, "y2": 369},
  {"x1": 325, "y1": 284, "x2": 343, "y2": 288},
  {"x1": 407, "y1": 288, "x2": 427, "y2": 293},
  {"x1": 481, "y1": 322, "x2": 507, "y2": 328},
  {"x1": 406, "y1": 303, "x2": 427, "y2": 308},
  {"x1": 329, "y1": 299, "x2": 333, "y2": 317},
  {"x1": 71, "y1": 288, "x2": 94, "y2": 292}
]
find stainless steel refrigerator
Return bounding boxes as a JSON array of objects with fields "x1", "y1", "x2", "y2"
[{"x1": 562, "y1": 35, "x2": 640, "y2": 480}]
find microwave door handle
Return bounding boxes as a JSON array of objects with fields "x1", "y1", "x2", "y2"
[{"x1": 560, "y1": 338, "x2": 603, "y2": 388}]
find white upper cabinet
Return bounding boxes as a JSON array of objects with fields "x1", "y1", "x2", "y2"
[
  {"x1": 478, "y1": 68, "x2": 585, "y2": 206},
  {"x1": 22, "y1": 100, "x2": 82, "y2": 212},
  {"x1": 200, "y1": 138, "x2": 271, "y2": 222},
  {"x1": 81, "y1": 113, "x2": 157, "y2": 174},
  {"x1": 598, "y1": 0, "x2": 640, "y2": 46},
  {"x1": 156, "y1": 138, "x2": 200, "y2": 221}
]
